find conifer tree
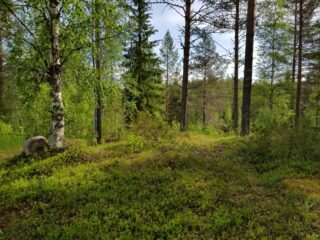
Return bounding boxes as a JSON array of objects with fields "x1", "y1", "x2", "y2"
[
  {"x1": 160, "y1": 31, "x2": 179, "y2": 123},
  {"x1": 240, "y1": 0, "x2": 256, "y2": 136},
  {"x1": 123, "y1": 0, "x2": 163, "y2": 123},
  {"x1": 257, "y1": 0, "x2": 291, "y2": 109},
  {"x1": 192, "y1": 34, "x2": 222, "y2": 129}
]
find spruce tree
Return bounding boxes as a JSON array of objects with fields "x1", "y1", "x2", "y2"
[{"x1": 123, "y1": 0, "x2": 163, "y2": 123}]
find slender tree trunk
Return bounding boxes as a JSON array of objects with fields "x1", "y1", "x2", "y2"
[
  {"x1": 48, "y1": 0, "x2": 64, "y2": 148},
  {"x1": 232, "y1": 0, "x2": 240, "y2": 131},
  {"x1": 180, "y1": 0, "x2": 192, "y2": 131},
  {"x1": 270, "y1": 32, "x2": 275, "y2": 110},
  {"x1": 240, "y1": 0, "x2": 256, "y2": 136},
  {"x1": 202, "y1": 65, "x2": 207, "y2": 130},
  {"x1": 291, "y1": 0, "x2": 298, "y2": 84},
  {"x1": 166, "y1": 52, "x2": 169, "y2": 122},
  {"x1": 95, "y1": 1, "x2": 102, "y2": 144},
  {"x1": 295, "y1": 0, "x2": 303, "y2": 126},
  {"x1": 270, "y1": 59, "x2": 275, "y2": 110},
  {"x1": 136, "y1": 0, "x2": 143, "y2": 112},
  {"x1": 291, "y1": 0, "x2": 298, "y2": 113},
  {"x1": 317, "y1": 79, "x2": 320, "y2": 127}
]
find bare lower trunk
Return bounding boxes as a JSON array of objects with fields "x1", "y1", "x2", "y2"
[
  {"x1": 317, "y1": 80, "x2": 320, "y2": 126},
  {"x1": 295, "y1": 0, "x2": 303, "y2": 126},
  {"x1": 180, "y1": 0, "x2": 191, "y2": 131},
  {"x1": 232, "y1": 0, "x2": 240, "y2": 131},
  {"x1": 48, "y1": 0, "x2": 64, "y2": 148},
  {"x1": 202, "y1": 66, "x2": 207, "y2": 130},
  {"x1": 165, "y1": 53, "x2": 169, "y2": 123},
  {"x1": 95, "y1": 1, "x2": 102, "y2": 144},
  {"x1": 240, "y1": 0, "x2": 256, "y2": 136},
  {"x1": 270, "y1": 32, "x2": 275, "y2": 110},
  {"x1": 291, "y1": 0, "x2": 298, "y2": 112}
]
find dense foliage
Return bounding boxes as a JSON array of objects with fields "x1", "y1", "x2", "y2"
[{"x1": 0, "y1": 0, "x2": 320, "y2": 238}]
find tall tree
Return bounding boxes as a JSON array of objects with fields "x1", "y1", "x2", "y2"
[
  {"x1": 160, "y1": 31, "x2": 179, "y2": 123},
  {"x1": 291, "y1": 0, "x2": 298, "y2": 84},
  {"x1": 233, "y1": 0, "x2": 240, "y2": 131},
  {"x1": 290, "y1": 0, "x2": 298, "y2": 113},
  {"x1": 90, "y1": 0, "x2": 129, "y2": 143},
  {"x1": 295, "y1": 0, "x2": 303, "y2": 126},
  {"x1": 192, "y1": 34, "x2": 222, "y2": 129},
  {"x1": 123, "y1": 0, "x2": 162, "y2": 123},
  {"x1": 93, "y1": 0, "x2": 103, "y2": 144},
  {"x1": 1, "y1": 0, "x2": 90, "y2": 147},
  {"x1": 257, "y1": 0, "x2": 291, "y2": 109},
  {"x1": 294, "y1": 0, "x2": 320, "y2": 125},
  {"x1": 48, "y1": 0, "x2": 64, "y2": 147},
  {"x1": 153, "y1": 0, "x2": 215, "y2": 131},
  {"x1": 240, "y1": 0, "x2": 256, "y2": 136},
  {"x1": 180, "y1": 0, "x2": 192, "y2": 131}
]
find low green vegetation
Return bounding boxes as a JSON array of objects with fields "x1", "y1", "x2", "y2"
[
  {"x1": 1, "y1": 0, "x2": 319, "y2": 238},
  {"x1": 1, "y1": 132, "x2": 320, "y2": 239}
]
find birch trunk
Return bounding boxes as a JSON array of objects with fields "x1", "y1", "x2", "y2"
[{"x1": 48, "y1": 0, "x2": 64, "y2": 148}]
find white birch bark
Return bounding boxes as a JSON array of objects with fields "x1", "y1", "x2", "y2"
[{"x1": 48, "y1": 0, "x2": 64, "y2": 148}]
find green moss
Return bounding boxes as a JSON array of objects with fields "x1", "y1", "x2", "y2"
[{"x1": 0, "y1": 133, "x2": 319, "y2": 239}]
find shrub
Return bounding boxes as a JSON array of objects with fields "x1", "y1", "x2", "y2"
[
  {"x1": 131, "y1": 112, "x2": 172, "y2": 143},
  {"x1": 126, "y1": 133, "x2": 145, "y2": 154}
]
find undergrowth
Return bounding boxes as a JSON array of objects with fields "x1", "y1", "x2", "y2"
[{"x1": 0, "y1": 133, "x2": 320, "y2": 239}]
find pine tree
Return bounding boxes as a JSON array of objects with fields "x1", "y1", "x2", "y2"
[
  {"x1": 240, "y1": 0, "x2": 256, "y2": 136},
  {"x1": 233, "y1": 0, "x2": 241, "y2": 132},
  {"x1": 160, "y1": 31, "x2": 179, "y2": 123},
  {"x1": 256, "y1": 0, "x2": 291, "y2": 109},
  {"x1": 294, "y1": 0, "x2": 319, "y2": 126},
  {"x1": 123, "y1": 0, "x2": 163, "y2": 124},
  {"x1": 192, "y1": 34, "x2": 222, "y2": 129}
]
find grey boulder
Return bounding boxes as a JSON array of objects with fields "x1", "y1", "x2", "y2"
[{"x1": 24, "y1": 136, "x2": 48, "y2": 156}]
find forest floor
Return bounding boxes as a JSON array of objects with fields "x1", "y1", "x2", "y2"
[{"x1": 1, "y1": 133, "x2": 320, "y2": 239}]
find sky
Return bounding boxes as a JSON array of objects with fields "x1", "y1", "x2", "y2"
[
  {"x1": 149, "y1": 2, "x2": 259, "y2": 79},
  {"x1": 149, "y1": 2, "x2": 236, "y2": 77}
]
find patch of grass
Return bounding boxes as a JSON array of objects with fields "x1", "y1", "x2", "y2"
[
  {"x1": 0, "y1": 133, "x2": 320, "y2": 239},
  {"x1": 0, "y1": 134, "x2": 24, "y2": 161}
]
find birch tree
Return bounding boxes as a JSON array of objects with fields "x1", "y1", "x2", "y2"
[{"x1": 0, "y1": 0, "x2": 90, "y2": 147}]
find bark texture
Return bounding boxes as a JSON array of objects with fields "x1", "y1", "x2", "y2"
[
  {"x1": 180, "y1": 0, "x2": 192, "y2": 131},
  {"x1": 202, "y1": 67, "x2": 207, "y2": 130},
  {"x1": 232, "y1": 0, "x2": 240, "y2": 131},
  {"x1": 240, "y1": 0, "x2": 256, "y2": 136},
  {"x1": 295, "y1": 0, "x2": 303, "y2": 126},
  {"x1": 48, "y1": 0, "x2": 64, "y2": 148},
  {"x1": 95, "y1": 1, "x2": 102, "y2": 144},
  {"x1": 291, "y1": 0, "x2": 298, "y2": 113}
]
